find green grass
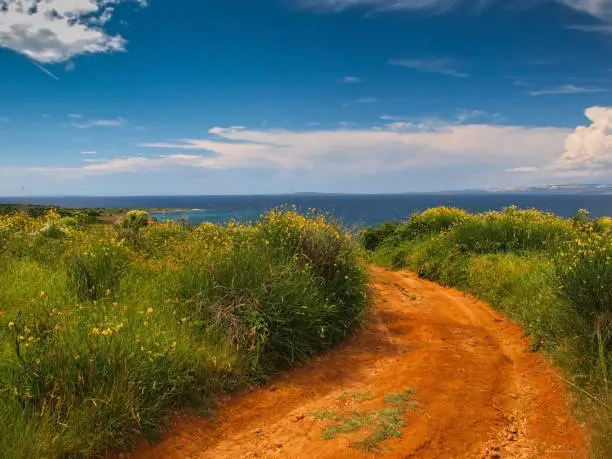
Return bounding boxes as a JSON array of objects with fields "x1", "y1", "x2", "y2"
[
  {"x1": 0, "y1": 208, "x2": 368, "y2": 458},
  {"x1": 364, "y1": 206, "x2": 612, "y2": 457},
  {"x1": 311, "y1": 389, "x2": 417, "y2": 452}
]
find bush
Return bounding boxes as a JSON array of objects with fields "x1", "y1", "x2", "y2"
[
  {"x1": 361, "y1": 222, "x2": 400, "y2": 251},
  {"x1": 395, "y1": 206, "x2": 468, "y2": 241},
  {"x1": 121, "y1": 210, "x2": 149, "y2": 230},
  {"x1": 555, "y1": 233, "x2": 612, "y2": 323},
  {"x1": 449, "y1": 207, "x2": 571, "y2": 254},
  {"x1": 38, "y1": 221, "x2": 69, "y2": 239}
]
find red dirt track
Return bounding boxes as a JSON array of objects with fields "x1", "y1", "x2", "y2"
[{"x1": 126, "y1": 267, "x2": 589, "y2": 458}]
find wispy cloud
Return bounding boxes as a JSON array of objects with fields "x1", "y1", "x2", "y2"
[
  {"x1": 0, "y1": 117, "x2": 9, "y2": 123},
  {"x1": 381, "y1": 114, "x2": 406, "y2": 121},
  {"x1": 302, "y1": 1, "x2": 612, "y2": 35},
  {"x1": 389, "y1": 58, "x2": 468, "y2": 78},
  {"x1": 72, "y1": 118, "x2": 127, "y2": 129},
  {"x1": 568, "y1": 23, "x2": 612, "y2": 33},
  {"x1": 528, "y1": 84, "x2": 608, "y2": 96},
  {"x1": 339, "y1": 76, "x2": 364, "y2": 84},
  {"x1": 30, "y1": 60, "x2": 60, "y2": 81},
  {"x1": 81, "y1": 151, "x2": 97, "y2": 155},
  {"x1": 344, "y1": 98, "x2": 377, "y2": 107},
  {"x1": 69, "y1": 114, "x2": 83, "y2": 119},
  {"x1": 529, "y1": 57, "x2": 559, "y2": 66}
]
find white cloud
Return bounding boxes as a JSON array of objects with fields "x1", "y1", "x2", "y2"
[
  {"x1": 339, "y1": 76, "x2": 364, "y2": 83},
  {"x1": 510, "y1": 106, "x2": 612, "y2": 177},
  {"x1": 389, "y1": 58, "x2": 468, "y2": 77},
  {"x1": 302, "y1": 1, "x2": 612, "y2": 35},
  {"x1": 81, "y1": 150, "x2": 96, "y2": 155},
  {"x1": 561, "y1": 0, "x2": 612, "y2": 20},
  {"x1": 344, "y1": 98, "x2": 377, "y2": 106},
  {"x1": 72, "y1": 117, "x2": 127, "y2": 129},
  {"x1": 529, "y1": 84, "x2": 607, "y2": 96},
  {"x1": 25, "y1": 121, "x2": 566, "y2": 177},
  {"x1": 69, "y1": 113, "x2": 83, "y2": 119},
  {"x1": 553, "y1": 106, "x2": 612, "y2": 172},
  {"x1": 0, "y1": 0, "x2": 146, "y2": 63}
]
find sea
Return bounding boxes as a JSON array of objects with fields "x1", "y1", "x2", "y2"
[{"x1": 3, "y1": 194, "x2": 612, "y2": 227}]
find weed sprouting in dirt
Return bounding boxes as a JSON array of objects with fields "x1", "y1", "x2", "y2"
[{"x1": 312, "y1": 389, "x2": 418, "y2": 452}]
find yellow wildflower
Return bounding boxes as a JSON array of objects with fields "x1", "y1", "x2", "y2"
[
  {"x1": 143, "y1": 321, "x2": 149, "y2": 327},
  {"x1": 8, "y1": 322, "x2": 14, "y2": 329}
]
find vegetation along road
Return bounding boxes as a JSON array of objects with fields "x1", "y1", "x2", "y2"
[{"x1": 126, "y1": 266, "x2": 588, "y2": 458}]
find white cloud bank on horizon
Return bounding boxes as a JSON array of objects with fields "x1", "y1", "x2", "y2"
[
  {"x1": 27, "y1": 119, "x2": 572, "y2": 179},
  {"x1": 19, "y1": 106, "x2": 612, "y2": 183},
  {"x1": 0, "y1": 0, "x2": 147, "y2": 63}
]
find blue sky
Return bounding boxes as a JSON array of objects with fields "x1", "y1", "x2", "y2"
[{"x1": 1, "y1": 0, "x2": 612, "y2": 195}]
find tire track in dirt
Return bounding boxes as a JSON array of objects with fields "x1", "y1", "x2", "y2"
[{"x1": 124, "y1": 266, "x2": 589, "y2": 458}]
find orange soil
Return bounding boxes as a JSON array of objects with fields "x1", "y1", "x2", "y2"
[{"x1": 125, "y1": 267, "x2": 589, "y2": 458}]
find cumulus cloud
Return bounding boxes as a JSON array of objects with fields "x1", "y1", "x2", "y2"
[
  {"x1": 389, "y1": 58, "x2": 468, "y2": 77},
  {"x1": 554, "y1": 106, "x2": 612, "y2": 171},
  {"x1": 0, "y1": 0, "x2": 146, "y2": 63},
  {"x1": 510, "y1": 106, "x2": 612, "y2": 177}
]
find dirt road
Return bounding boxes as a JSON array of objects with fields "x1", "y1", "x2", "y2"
[{"x1": 127, "y1": 267, "x2": 589, "y2": 458}]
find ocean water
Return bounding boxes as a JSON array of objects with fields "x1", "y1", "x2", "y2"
[{"x1": 3, "y1": 194, "x2": 612, "y2": 227}]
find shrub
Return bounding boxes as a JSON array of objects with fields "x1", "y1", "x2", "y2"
[
  {"x1": 361, "y1": 222, "x2": 400, "y2": 251},
  {"x1": 59, "y1": 216, "x2": 78, "y2": 228},
  {"x1": 121, "y1": 210, "x2": 149, "y2": 230},
  {"x1": 395, "y1": 206, "x2": 468, "y2": 241},
  {"x1": 38, "y1": 221, "x2": 69, "y2": 239},
  {"x1": 449, "y1": 207, "x2": 571, "y2": 254},
  {"x1": 555, "y1": 233, "x2": 612, "y2": 323}
]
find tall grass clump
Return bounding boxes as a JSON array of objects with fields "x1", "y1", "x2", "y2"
[
  {"x1": 364, "y1": 206, "x2": 611, "y2": 456},
  {"x1": 0, "y1": 208, "x2": 368, "y2": 458}
]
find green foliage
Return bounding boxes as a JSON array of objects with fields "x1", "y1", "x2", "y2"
[
  {"x1": 312, "y1": 389, "x2": 417, "y2": 452},
  {"x1": 38, "y1": 221, "x2": 69, "y2": 239},
  {"x1": 360, "y1": 222, "x2": 400, "y2": 251},
  {"x1": 0, "y1": 209, "x2": 368, "y2": 458},
  {"x1": 396, "y1": 206, "x2": 468, "y2": 240},
  {"x1": 122, "y1": 210, "x2": 149, "y2": 230}
]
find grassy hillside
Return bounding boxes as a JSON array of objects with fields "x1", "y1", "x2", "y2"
[
  {"x1": 0, "y1": 208, "x2": 368, "y2": 458},
  {"x1": 363, "y1": 206, "x2": 612, "y2": 457}
]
